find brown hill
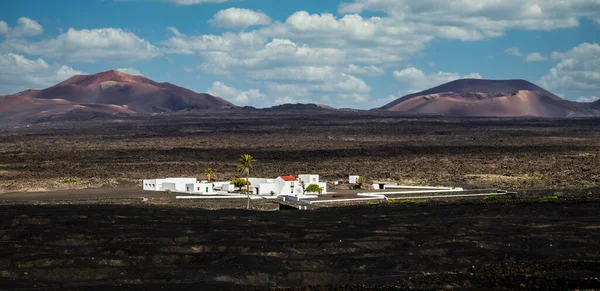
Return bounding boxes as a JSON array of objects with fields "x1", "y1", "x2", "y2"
[
  {"x1": 381, "y1": 79, "x2": 596, "y2": 117},
  {"x1": 12, "y1": 70, "x2": 233, "y2": 112},
  {"x1": 0, "y1": 70, "x2": 235, "y2": 126}
]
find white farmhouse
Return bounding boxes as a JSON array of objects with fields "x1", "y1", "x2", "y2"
[
  {"x1": 276, "y1": 176, "x2": 302, "y2": 195},
  {"x1": 298, "y1": 174, "x2": 327, "y2": 194},
  {"x1": 143, "y1": 178, "x2": 197, "y2": 192},
  {"x1": 143, "y1": 174, "x2": 328, "y2": 196},
  {"x1": 185, "y1": 182, "x2": 215, "y2": 194}
]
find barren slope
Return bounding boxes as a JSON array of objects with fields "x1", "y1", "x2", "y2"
[
  {"x1": 382, "y1": 79, "x2": 595, "y2": 117},
  {"x1": 12, "y1": 70, "x2": 233, "y2": 112}
]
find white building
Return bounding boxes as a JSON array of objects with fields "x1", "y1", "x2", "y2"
[
  {"x1": 349, "y1": 175, "x2": 360, "y2": 184},
  {"x1": 298, "y1": 174, "x2": 327, "y2": 194},
  {"x1": 185, "y1": 182, "x2": 215, "y2": 194},
  {"x1": 143, "y1": 178, "x2": 197, "y2": 192},
  {"x1": 143, "y1": 174, "x2": 327, "y2": 196}
]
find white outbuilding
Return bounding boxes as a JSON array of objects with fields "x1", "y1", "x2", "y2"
[{"x1": 143, "y1": 178, "x2": 197, "y2": 192}]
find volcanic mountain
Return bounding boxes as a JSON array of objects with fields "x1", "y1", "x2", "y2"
[
  {"x1": 381, "y1": 79, "x2": 596, "y2": 117},
  {"x1": 0, "y1": 70, "x2": 234, "y2": 126}
]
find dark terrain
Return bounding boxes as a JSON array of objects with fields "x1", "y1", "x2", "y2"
[
  {"x1": 1, "y1": 111, "x2": 600, "y2": 289},
  {"x1": 1, "y1": 201, "x2": 599, "y2": 290},
  {"x1": 1, "y1": 111, "x2": 599, "y2": 193}
]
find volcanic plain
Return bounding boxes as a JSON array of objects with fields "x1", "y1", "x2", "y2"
[{"x1": 1, "y1": 111, "x2": 600, "y2": 289}]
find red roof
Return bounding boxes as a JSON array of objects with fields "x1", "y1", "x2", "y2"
[{"x1": 279, "y1": 176, "x2": 297, "y2": 181}]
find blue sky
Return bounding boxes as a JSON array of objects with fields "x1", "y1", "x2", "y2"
[{"x1": 1, "y1": 0, "x2": 599, "y2": 108}]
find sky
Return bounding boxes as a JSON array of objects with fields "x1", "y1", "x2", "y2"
[{"x1": 1, "y1": 0, "x2": 599, "y2": 108}]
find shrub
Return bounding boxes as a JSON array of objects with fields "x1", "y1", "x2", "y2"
[
  {"x1": 164, "y1": 189, "x2": 172, "y2": 194},
  {"x1": 231, "y1": 178, "x2": 250, "y2": 191},
  {"x1": 367, "y1": 201, "x2": 379, "y2": 205},
  {"x1": 305, "y1": 184, "x2": 322, "y2": 193},
  {"x1": 541, "y1": 195, "x2": 558, "y2": 203},
  {"x1": 533, "y1": 173, "x2": 547, "y2": 180},
  {"x1": 552, "y1": 192, "x2": 562, "y2": 198},
  {"x1": 587, "y1": 191, "x2": 593, "y2": 196},
  {"x1": 62, "y1": 178, "x2": 78, "y2": 184},
  {"x1": 387, "y1": 199, "x2": 398, "y2": 204},
  {"x1": 521, "y1": 153, "x2": 529, "y2": 159},
  {"x1": 484, "y1": 195, "x2": 498, "y2": 201},
  {"x1": 240, "y1": 189, "x2": 248, "y2": 194}
]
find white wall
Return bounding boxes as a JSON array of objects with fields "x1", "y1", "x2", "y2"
[
  {"x1": 143, "y1": 179, "x2": 159, "y2": 191},
  {"x1": 258, "y1": 183, "x2": 279, "y2": 195},
  {"x1": 299, "y1": 174, "x2": 319, "y2": 184},
  {"x1": 143, "y1": 178, "x2": 198, "y2": 192},
  {"x1": 186, "y1": 182, "x2": 214, "y2": 194}
]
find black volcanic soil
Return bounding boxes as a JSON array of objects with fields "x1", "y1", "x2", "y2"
[
  {"x1": 0, "y1": 111, "x2": 599, "y2": 193},
  {"x1": 1, "y1": 201, "x2": 599, "y2": 290}
]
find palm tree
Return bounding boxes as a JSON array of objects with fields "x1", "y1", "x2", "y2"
[
  {"x1": 237, "y1": 154, "x2": 255, "y2": 209},
  {"x1": 204, "y1": 168, "x2": 214, "y2": 183}
]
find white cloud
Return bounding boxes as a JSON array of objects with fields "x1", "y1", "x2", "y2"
[
  {"x1": 210, "y1": 8, "x2": 271, "y2": 28},
  {"x1": 0, "y1": 53, "x2": 83, "y2": 94},
  {"x1": 116, "y1": 67, "x2": 143, "y2": 76},
  {"x1": 0, "y1": 21, "x2": 8, "y2": 35},
  {"x1": 274, "y1": 96, "x2": 295, "y2": 104},
  {"x1": 343, "y1": 64, "x2": 384, "y2": 76},
  {"x1": 0, "y1": 17, "x2": 43, "y2": 38},
  {"x1": 525, "y1": 52, "x2": 547, "y2": 62},
  {"x1": 338, "y1": 0, "x2": 599, "y2": 38},
  {"x1": 207, "y1": 81, "x2": 265, "y2": 105},
  {"x1": 539, "y1": 43, "x2": 600, "y2": 92},
  {"x1": 1, "y1": 27, "x2": 161, "y2": 62},
  {"x1": 505, "y1": 47, "x2": 522, "y2": 57},
  {"x1": 393, "y1": 67, "x2": 482, "y2": 93},
  {"x1": 576, "y1": 96, "x2": 599, "y2": 103}
]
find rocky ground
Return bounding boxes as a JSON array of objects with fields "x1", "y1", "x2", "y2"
[
  {"x1": 1, "y1": 199, "x2": 599, "y2": 290},
  {"x1": 1, "y1": 111, "x2": 599, "y2": 193}
]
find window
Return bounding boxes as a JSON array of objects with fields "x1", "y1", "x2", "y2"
[{"x1": 198, "y1": 187, "x2": 200, "y2": 191}]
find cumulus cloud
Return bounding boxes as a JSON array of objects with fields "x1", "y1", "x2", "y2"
[
  {"x1": 337, "y1": 0, "x2": 599, "y2": 38},
  {"x1": 1, "y1": 27, "x2": 161, "y2": 62},
  {"x1": 539, "y1": 43, "x2": 600, "y2": 92},
  {"x1": 0, "y1": 17, "x2": 43, "y2": 38},
  {"x1": 393, "y1": 67, "x2": 482, "y2": 94},
  {"x1": 576, "y1": 96, "x2": 599, "y2": 103},
  {"x1": 0, "y1": 53, "x2": 83, "y2": 94},
  {"x1": 505, "y1": 47, "x2": 522, "y2": 57},
  {"x1": 116, "y1": 67, "x2": 143, "y2": 76},
  {"x1": 525, "y1": 52, "x2": 547, "y2": 62},
  {"x1": 207, "y1": 81, "x2": 265, "y2": 105},
  {"x1": 210, "y1": 8, "x2": 271, "y2": 28}
]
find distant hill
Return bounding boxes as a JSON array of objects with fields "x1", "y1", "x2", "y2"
[
  {"x1": 591, "y1": 100, "x2": 600, "y2": 110},
  {"x1": 264, "y1": 103, "x2": 337, "y2": 111},
  {"x1": 0, "y1": 70, "x2": 234, "y2": 126},
  {"x1": 381, "y1": 79, "x2": 597, "y2": 117}
]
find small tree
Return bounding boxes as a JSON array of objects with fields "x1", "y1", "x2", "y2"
[
  {"x1": 204, "y1": 168, "x2": 215, "y2": 183},
  {"x1": 305, "y1": 184, "x2": 322, "y2": 194},
  {"x1": 237, "y1": 154, "x2": 255, "y2": 209},
  {"x1": 231, "y1": 178, "x2": 249, "y2": 191},
  {"x1": 355, "y1": 176, "x2": 365, "y2": 189}
]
